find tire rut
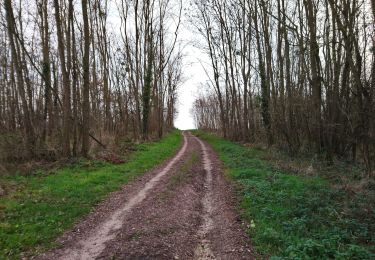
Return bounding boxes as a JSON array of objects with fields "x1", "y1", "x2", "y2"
[
  {"x1": 194, "y1": 137, "x2": 215, "y2": 259},
  {"x1": 194, "y1": 136, "x2": 254, "y2": 259},
  {"x1": 99, "y1": 133, "x2": 204, "y2": 259},
  {"x1": 40, "y1": 133, "x2": 189, "y2": 260},
  {"x1": 39, "y1": 132, "x2": 254, "y2": 260}
]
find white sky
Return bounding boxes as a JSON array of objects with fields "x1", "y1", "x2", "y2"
[
  {"x1": 174, "y1": 29, "x2": 205, "y2": 130},
  {"x1": 173, "y1": 5, "x2": 208, "y2": 130}
]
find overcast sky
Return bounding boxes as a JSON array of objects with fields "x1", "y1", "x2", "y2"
[
  {"x1": 108, "y1": 1, "x2": 206, "y2": 130},
  {"x1": 173, "y1": 7, "x2": 206, "y2": 130}
]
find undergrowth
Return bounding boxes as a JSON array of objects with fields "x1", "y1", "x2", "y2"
[
  {"x1": 194, "y1": 131, "x2": 375, "y2": 259},
  {"x1": 0, "y1": 130, "x2": 182, "y2": 259}
]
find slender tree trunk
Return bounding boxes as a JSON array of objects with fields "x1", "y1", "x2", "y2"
[
  {"x1": 54, "y1": 0, "x2": 71, "y2": 157},
  {"x1": 4, "y1": 0, "x2": 35, "y2": 156},
  {"x1": 304, "y1": 0, "x2": 322, "y2": 153},
  {"x1": 39, "y1": 0, "x2": 53, "y2": 142},
  {"x1": 81, "y1": 0, "x2": 90, "y2": 157},
  {"x1": 254, "y1": 2, "x2": 272, "y2": 145}
]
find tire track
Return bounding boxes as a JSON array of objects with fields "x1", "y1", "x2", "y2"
[
  {"x1": 194, "y1": 136, "x2": 216, "y2": 260},
  {"x1": 58, "y1": 133, "x2": 188, "y2": 260},
  {"x1": 40, "y1": 132, "x2": 253, "y2": 259}
]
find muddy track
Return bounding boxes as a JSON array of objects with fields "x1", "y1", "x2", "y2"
[{"x1": 39, "y1": 132, "x2": 253, "y2": 260}]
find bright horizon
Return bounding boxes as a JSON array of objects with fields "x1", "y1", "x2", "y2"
[
  {"x1": 106, "y1": 0, "x2": 204, "y2": 131},
  {"x1": 173, "y1": 8, "x2": 207, "y2": 130}
]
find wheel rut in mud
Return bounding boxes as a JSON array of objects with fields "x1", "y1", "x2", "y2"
[{"x1": 40, "y1": 132, "x2": 253, "y2": 260}]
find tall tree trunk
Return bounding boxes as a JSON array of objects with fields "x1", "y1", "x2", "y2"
[
  {"x1": 254, "y1": 2, "x2": 272, "y2": 145},
  {"x1": 39, "y1": 0, "x2": 53, "y2": 142},
  {"x1": 4, "y1": 0, "x2": 35, "y2": 156},
  {"x1": 81, "y1": 0, "x2": 90, "y2": 157},
  {"x1": 142, "y1": 33, "x2": 153, "y2": 140},
  {"x1": 304, "y1": 0, "x2": 322, "y2": 153},
  {"x1": 54, "y1": 0, "x2": 71, "y2": 157}
]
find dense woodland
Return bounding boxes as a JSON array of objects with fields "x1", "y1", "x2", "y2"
[
  {"x1": 1, "y1": 0, "x2": 374, "y2": 176},
  {"x1": 191, "y1": 0, "x2": 375, "y2": 175},
  {"x1": 0, "y1": 0, "x2": 182, "y2": 161}
]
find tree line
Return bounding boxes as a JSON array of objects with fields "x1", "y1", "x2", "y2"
[
  {"x1": 0, "y1": 0, "x2": 182, "y2": 161},
  {"x1": 191, "y1": 0, "x2": 375, "y2": 175}
]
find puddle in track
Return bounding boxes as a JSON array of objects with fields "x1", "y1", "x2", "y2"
[{"x1": 59, "y1": 133, "x2": 188, "y2": 260}]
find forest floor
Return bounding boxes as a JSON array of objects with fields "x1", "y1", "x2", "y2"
[{"x1": 37, "y1": 131, "x2": 253, "y2": 260}]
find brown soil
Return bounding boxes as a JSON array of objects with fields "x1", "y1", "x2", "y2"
[{"x1": 38, "y1": 132, "x2": 254, "y2": 260}]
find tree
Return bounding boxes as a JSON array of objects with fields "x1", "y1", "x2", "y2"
[
  {"x1": 192, "y1": 0, "x2": 374, "y2": 174},
  {"x1": 1, "y1": 0, "x2": 182, "y2": 162},
  {"x1": 54, "y1": 0, "x2": 71, "y2": 157},
  {"x1": 81, "y1": 0, "x2": 90, "y2": 157},
  {"x1": 4, "y1": 0, "x2": 35, "y2": 156}
]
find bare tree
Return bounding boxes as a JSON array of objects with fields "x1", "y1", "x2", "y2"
[
  {"x1": 192, "y1": 0, "x2": 374, "y2": 175},
  {"x1": 1, "y1": 0, "x2": 183, "y2": 162},
  {"x1": 81, "y1": 0, "x2": 90, "y2": 157}
]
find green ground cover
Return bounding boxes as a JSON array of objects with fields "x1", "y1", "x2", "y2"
[
  {"x1": 195, "y1": 131, "x2": 375, "y2": 259},
  {"x1": 0, "y1": 130, "x2": 182, "y2": 259}
]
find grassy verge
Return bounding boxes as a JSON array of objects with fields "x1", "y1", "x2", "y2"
[
  {"x1": 0, "y1": 130, "x2": 182, "y2": 259},
  {"x1": 194, "y1": 131, "x2": 375, "y2": 259}
]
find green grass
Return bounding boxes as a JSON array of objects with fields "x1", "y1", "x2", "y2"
[
  {"x1": 0, "y1": 130, "x2": 182, "y2": 259},
  {"x1": 194, "y1": 131, "x2": 375, "y2": 259},
  {"x1": 169, "y1": 152, "x2": 198, "y2": 188},
  {"x1": 159, "y1": 151, "x2": 199, "y2": 202}
]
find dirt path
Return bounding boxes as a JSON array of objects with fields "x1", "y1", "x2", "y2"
[
  {"x1": 193, "y1": 137, "x2": 215, "y2": 259},
  {"x1": 40, "y1": 132, "x2": 253, "y2": 260}
]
